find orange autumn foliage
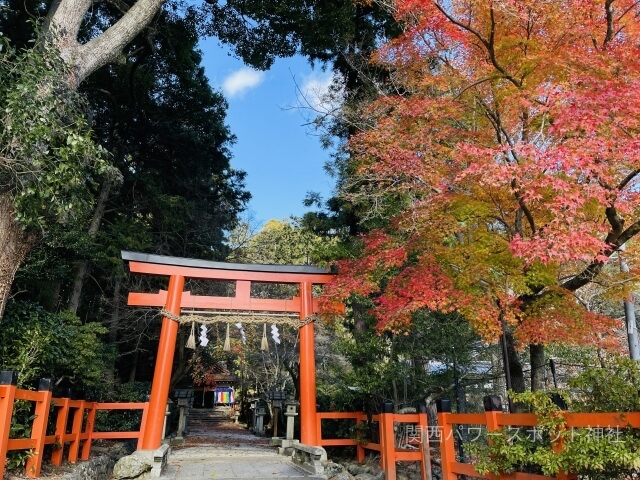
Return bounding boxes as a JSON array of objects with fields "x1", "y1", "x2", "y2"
[{"x1": 321, "y1": 0, "x2": 640, "y2": 349}]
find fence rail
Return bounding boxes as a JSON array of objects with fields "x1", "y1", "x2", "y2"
[{"x1": 0, "y1": 372, "x2": 148, "y2": 478}]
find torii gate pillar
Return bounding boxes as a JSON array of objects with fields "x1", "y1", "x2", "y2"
[
  {"x1": 140, "y1": 274, "x2": 184, "y2": 450},
  {"x1": 299, "y1": 281, "x2": 317, "y2": 445}
]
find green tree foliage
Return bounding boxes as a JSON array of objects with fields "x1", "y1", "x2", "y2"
[
  {"x1": 0, "y1": 36, "x2": 114, "y2": 232},
  {"x1": 228, "y1": 218, "x2": 327, "y2": 265},
  {"x1": 0, "y1": 301, "x2": 110, "y2": 388},
  {"x1": 11, "y1": 8, "x2": 250, "y2": 365},
  {"x1": 318, "y1": 298, "x2": 496, "y2": 412},
  {"x1": 202, "y1": 0, "x2": 398, "y2": 70},
  {"x1": 85, "y1": 7, "x2": 249, "y2": 261}
]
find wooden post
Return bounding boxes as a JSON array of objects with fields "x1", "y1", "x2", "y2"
[
  {"x1": 380, "y1": 402, "x2": 396, "y2": 480},
  {"x1": 68, "y1": 400, "x2": 85, "y2": 463},
  {"x1": 549, "y1": 395, "x2": 577, "y2": 480},
  {"x1": 0, "y1": 371, "x2": 18, "y2": 478},
  {"x1": 26, "y1": 378, "x2": 53, "y2": 478},
  {"x1": 418, "y1": 411, "x2": 431, "y2": 480},
  {"x1": 81, "y1": 402, "x2": 97, "y2": 460},
  {"x1": 483, "y1": 395, "x2": 502, "y2": 480},
  {"x1": 299, "y1": 281, "x2": 318, "y2": 445},
  {"x1": 140, "y1": 274, "x2": 184, "y2": 450},
  {"x1": 356, "y1": 415, "x2": 365, "y2": 463},
  {"x1": 51, "y1": 396, "x2": 71, "y2": 466},
  {"x1": 137, "y1": 402, "x2": 150, "y2": 450},
  {"x1": 483, "y1": 395, "x2": 502, "y2": 432},
  {"x1": 436, "y1": 399, "x2": 456, "y2": 480}
]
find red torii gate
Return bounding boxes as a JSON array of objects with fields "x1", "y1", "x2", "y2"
[{"x1": 121, "y1": 250, "x2": 339, "y2": 451}]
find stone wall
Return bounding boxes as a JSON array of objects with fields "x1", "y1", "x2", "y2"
[
  {"x1": 51, "y1": 442, "x2": 132, "y2": 480},
  {"x1": 56, "y1": 454, "x2": 116, "y2": 480}
]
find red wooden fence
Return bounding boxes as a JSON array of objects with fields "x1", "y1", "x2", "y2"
[
  {"x1": 0, "y1": 373, "x2": 149, "y2": 478},
  {"x1": 5, "y1": 368, "x2": 640, "y2": 480},
  {"x1": 317, "y1": 409, "x2": 431, "y2": 480},
  {"x1": 316, "y1": 396, "x2": 640, "y2": 480},
  {"x1": 436, "y1": 396, "x2": 640, "y2": 480}
]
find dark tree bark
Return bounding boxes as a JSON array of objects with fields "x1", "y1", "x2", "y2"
[
  {"x1": 505, "y1": 331, "x2": 526, "y2": 394},
  {"x1": 530, "y1": 344, "x2": 546, "y2": 392},
  {"x1": 0, "y1": 195, "x2": 37, "y2": 320},
  {"x1": 67, "y1": 179, "x2": 114, "y2": 314}
]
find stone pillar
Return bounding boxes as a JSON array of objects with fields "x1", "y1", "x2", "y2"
[
  {"x1": 284, "y1": 399, "x2": 299, "y2": 441},
  {"x1": 162, "y1": 399, "x2": 173, "y2": 441},
  {"x1": 272, "y1": 399, "x2": 300, "y2": 454},
  {"x1": 174, "y1": 398, "x2": 190, "y2": 443},
  {"x1": 255, "y1": 401, "x2": 267, "y2": 435}
]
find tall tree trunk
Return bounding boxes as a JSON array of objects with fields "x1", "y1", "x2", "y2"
[
  {"x1": 170, "y1": 327, "x2": 188, "y2": 389},
  {"x1": 530, "y1": 344, "x2": 545, "y2": 392},
  {"x1": 106, "y1": 274, "x2": 122, "y2": 386},
  {"x1": 67, "y1": 179, "x2": 113, "y2": 314},
  {"x1": 0, "y1": 194, "x2": 37, "y2": 320},
  {"x1": 505, "y1": 331, "x2": 526, "y2": 394},
  {"x1": 128, "y1": 349, "x2": 139, "y2": 382},
  {"x1": 284, "y1": 360, "x2": 300, "y2": 401}
]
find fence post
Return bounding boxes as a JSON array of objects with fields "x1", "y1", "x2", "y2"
[
  {"x1": 483, "y1": 395, "x2": 503, "y2": 480},
  {"x1": 26, "y1": 378, "x2": 54, "y2": 478},
  {"x1": 483, "y1": 395, "x2": 502, "y2": 432},
  {"x1": 0, "y1": 371, "x2": 18, "y2": 479},
  {"x1": 356, "y1": 414, "x2": 365, "y2": 463},
  {"x1": 68, "y1": 399, "x2": 85, "y2": 463},
  {"x1": 316, "y1": 413, "x2": 322, "y2": 447},
  {"x1": 549, "y1": 394, "x2": 577, "y2": 480},
  {"x1": 380, "y1": 402, "x2": 396, "y2": 480},
  {"x1": 81, "y1": 402, "x2": 97, "y2": 461},
  {"x1": 51, "y1": 395, "x2": 71, "y2": 466},
  {"x1": 436, "y1": 399, "x2": 456, "y2": 480},
  {"x1": 418, "y1": 409, "x2": 432, "y2": 480}
]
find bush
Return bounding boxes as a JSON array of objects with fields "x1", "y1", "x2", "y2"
[
  {"x1": 468, "y1": 357, "x2": 640, "y2": 479},
  {"x1": 0, "y1": 300, "x2": 110, "y2": 388}
]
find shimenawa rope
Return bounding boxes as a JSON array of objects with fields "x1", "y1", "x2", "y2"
[{"x1": 159, "y1": 309, "x2": 318, "y2": 328}]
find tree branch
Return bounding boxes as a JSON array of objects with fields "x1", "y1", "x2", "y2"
[
  {"x1": 603, "y1": 0, "x2": 615, "y2": 45},
  {"x1": 511, "y1": 181, "x2": 536, "y2": 234},
  {"x1": 561, "y1": 218, "x2": 640, "y2": 291},
  {"x1": 605, "y1": 205, "x2": 624, "y2": 236},
  {"x1": 49, "y1": 0, "x2": 165, "y2": 86},
  {"x1": 618, "y1": 169, "x2": 640, "y2": 190}
]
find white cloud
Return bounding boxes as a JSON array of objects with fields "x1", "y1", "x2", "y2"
[
  {"x1": 222, "y1": 68, "x2": 265, "y2": 98},
  {"x1": 299, "y1": 71, "x2": 343, "y2": 112}
]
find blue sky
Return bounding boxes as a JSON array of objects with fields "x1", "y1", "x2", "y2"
[{"x1": 198, "y1": 39, "x2": 338, "y2": 227}]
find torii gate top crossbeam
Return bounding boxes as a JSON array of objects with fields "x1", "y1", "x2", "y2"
[
  {"x1": 122, "y1": 250, "x2": 339, "y2": 312},
  {"x1": 122, "y1": 250, "x2": 335, "y2": 284}
]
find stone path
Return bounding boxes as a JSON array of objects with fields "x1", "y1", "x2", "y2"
[{"x1": 159, "y1": 409, "x2": 310, "y2": 480}]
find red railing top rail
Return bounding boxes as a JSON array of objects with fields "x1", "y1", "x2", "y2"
[{"x1": 443, "y1": 410, "x2": 640, "y2": 429}]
